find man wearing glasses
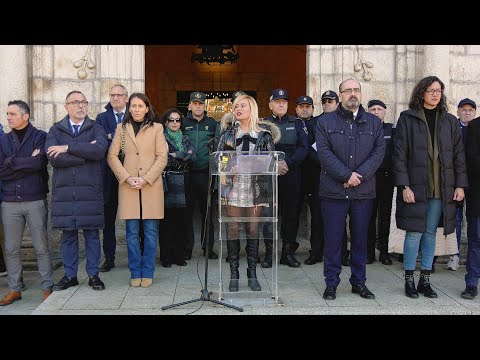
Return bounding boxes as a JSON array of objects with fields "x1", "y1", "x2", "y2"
[
  {"x1": 46, "y1": 91, "x2": 108, "y2": 291},
  {"x1": 319, "y1": 91, "x2": 351, "y2": 267},
  {"x1": 315, "y1": 79, "x2": 385, "y2": 300},
  {"x1": 96, "y1": 85, "x2": 129, "y2": 272}
]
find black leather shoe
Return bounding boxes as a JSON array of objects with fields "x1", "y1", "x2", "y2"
[
  {"x1": 352, "y1": 284, "x2": 375, "y2": 299},
  {"x1": 367, "y1": 255, "x2": 375, "y2": 264},
  {"x1": 184, "y1": 251, "x2": 192, "y2": 261},
  {"x1": 461, "y1": 286, "x2": 478, "y2": 300},
  {"x1": 203, "y1": 250, "x2": 218, "y2": 259},
  {"x1": 99, "y1": 260, "x2": 115, "y2": 272},
  {"x1": 161, "y1": 260, "x2": 172, "y2": 268},
  {"x1": 323, "y1": 286, "x2": 336, "y2": 300},
  {"x1": 304, "y1": 253, "x2": 323, "y2": 265},
  {"x1": 379, "y1": 253, "x2": 392, "y2": 265},
  {"x1": 88, "y1": 275, "x2": 105, "y2": 291},
  {"x1": 53, "y1": 275, "x2": 79, "y2": 291},
  {"x1": 175, "y1": 261, "x2": 187, "y2": 266},
  {"x1": 341, "y1": 254, "x2": 350, "y2": 266},
  {"x1": 280, "y1": 254, "x2": 301, "y2": 268}
]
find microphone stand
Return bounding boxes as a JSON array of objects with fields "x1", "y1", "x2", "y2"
[{"x1": 162, "y1": 125, "x2": 243, "y2": 313}]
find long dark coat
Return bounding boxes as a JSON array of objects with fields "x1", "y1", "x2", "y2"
[
  {"x1": 466, "y1": 117, "x2": 480, "y2": 217},
  {"x1": 393, "y1": 109, "x2": 468, "y2": 235},
  {"x1": 45, "y1": 116, "x2": 108, "y2": 230}
]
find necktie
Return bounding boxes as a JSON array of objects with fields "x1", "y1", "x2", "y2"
[
  {"x1": 73, "y1": 124, "x2": 80, "y2": 137},
  {"x1": 117, "y1": 112, "x2": 124, "y2": 124},
  {"x1": 236, "y1": 134, "x2": 257, "y2": 151}
]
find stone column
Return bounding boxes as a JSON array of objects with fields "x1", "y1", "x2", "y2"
[
  {"x1": 422, "y1": 45, "x2": 450, "y2": 88},
  {"x1": 0, "y1": 45, "x2": 28, "y2": 116}
]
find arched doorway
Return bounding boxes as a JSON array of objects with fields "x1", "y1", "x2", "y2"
[{"x1": 145, "y1": 45, "x2": 306, "y2": 119}]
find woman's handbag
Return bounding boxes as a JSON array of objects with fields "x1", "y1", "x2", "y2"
[
  {"x1": 118, "y1": 124, "x2": 126, "y2": 164},
  {"x1": 163, "y1": 170, "x2": 187, "y2": 208}
]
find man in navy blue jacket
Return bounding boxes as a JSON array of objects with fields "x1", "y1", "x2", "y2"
[
  {"x1": 46, "y1": 91, "x2": 108, "y2": 292},
  {"x1": 0, "y1": 100, "x2": 52, "y2": 306},
  {"x1": 95, "y1": 84, "x2": 128, "y2": 272},
  {"x1": 315, "y1": 79, "x2": 385, "y2": 300}
]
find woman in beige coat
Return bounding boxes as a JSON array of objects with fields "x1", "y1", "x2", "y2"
[{"x1": 107, "y1": 93, "x2": 167, "y2": 288}]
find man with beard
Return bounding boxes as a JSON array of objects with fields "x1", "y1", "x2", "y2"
[{"x1": 315, "y1": 79, "x2": 385, "y2": 300}]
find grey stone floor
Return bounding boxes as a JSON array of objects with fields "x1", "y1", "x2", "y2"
[{"x1": 1, "y1": 240, "x2": 479, "y2": 315}]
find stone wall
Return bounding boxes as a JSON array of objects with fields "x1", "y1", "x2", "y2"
[{"x1": 28, "y1": 45, "x2": 144, "y2": 265}]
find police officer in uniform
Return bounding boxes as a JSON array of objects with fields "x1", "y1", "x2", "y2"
[
  {"x1": 183, "y1": 91, "x2": 219, "y2": 260},
  {"x1": 367, "y1": 100, "x2": 394, "y2": 265},
  {"x1": 295, "y1": 95, "x2": 324, "y2": 265},
  {"x1": 261, "y1": 89, "x2": 308, "y2": 268}
]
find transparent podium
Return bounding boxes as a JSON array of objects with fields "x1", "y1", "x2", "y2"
[{"x1": 210, "y1": 150, "x2": 284, "y2": 307}]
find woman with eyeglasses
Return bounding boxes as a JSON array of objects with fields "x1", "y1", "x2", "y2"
[
  {"x1": 107, "y1": 93, "x2": 168, "y2": 288},
  {"x1": 393, "y1": 76, "x2": 468, "y2": 298},
  {"x1": 158, "y1": 108, "x2": 197, "y2": 267},
  {"x1": 216, "y1": 94, "x2": 280, "y2": 292}
]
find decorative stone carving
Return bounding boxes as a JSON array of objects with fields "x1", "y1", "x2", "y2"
[
  {"x1": 354, "y1": 46, "x2": 373, "y2": 81},
  {"x1": 73, "y1": 45, "x2": 95, "y2": 79}
]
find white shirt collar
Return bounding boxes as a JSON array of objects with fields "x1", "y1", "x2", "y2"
[{"x1": 69, "y1": 118, "x2": 85, "y2": 128}]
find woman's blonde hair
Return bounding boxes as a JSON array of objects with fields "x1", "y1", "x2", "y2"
[{"x1": 231, "y1": 94, "x2": 265, "y2": 133}]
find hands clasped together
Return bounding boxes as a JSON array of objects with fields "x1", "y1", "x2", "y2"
[
  {"x1": 126, "y1": 176, "x2": 147, "y2": 190},
  {"x1": 343, "y1": 171, "x2": 363, "y2": 189}
]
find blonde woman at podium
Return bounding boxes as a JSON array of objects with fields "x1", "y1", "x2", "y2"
[{"x1": 216, "y1": 94, "x2": 280, "y2": 292}]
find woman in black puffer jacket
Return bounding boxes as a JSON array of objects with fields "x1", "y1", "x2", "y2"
[
  {"x1": 393, "y1": 76, "x2": 468, "y2": 299},
  {"x1": 216, "y1": 95, "x2": 280, "y2": 292}
]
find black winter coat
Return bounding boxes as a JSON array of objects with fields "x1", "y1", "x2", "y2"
[
  {"x1": 45, "y1": 116, "x2": 108, "y2": 230},
  {"x1": 466, "y1": 117, "x2": 480, "y2": 217},
  {"x1": 393, "y1": 109, "x2": 468, "y2": 234}
]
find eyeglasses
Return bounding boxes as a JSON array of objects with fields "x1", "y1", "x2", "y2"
[
  {"x1": 322, "y1": 99, "x2": 336, "y2": 104},
  {"x1": 110, "y1": 93, "x2": 127, "y2": 98},
  {"x1": 66, "y1": 100, "x2": 89, "y2": 107},
  {"x1": 340, "y1": 88, "x2": 361, "y2": 95},
  {"x1": 425, "y1": 89, "x2": 443, "y2": 95},
  {"x1": 167, "y1": 118, "x2": 181, "y2": 123}
]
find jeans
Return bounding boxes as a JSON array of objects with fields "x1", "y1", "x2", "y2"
[
  {"x1": 403, "y1": 198, "x2": 442, "y2": 271},
  {"x1": 126, "y1": 219, "x2": 159, "y2": 279},
  {"x1": 455, "y1": 206, "x2": 463, "y2": 256}
]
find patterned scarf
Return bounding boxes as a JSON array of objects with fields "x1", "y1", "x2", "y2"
[{"x1": 166, "y1": 128, "x2": 184, "y2": 152}]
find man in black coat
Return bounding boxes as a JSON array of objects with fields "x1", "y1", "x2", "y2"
[
  {"x1": 316, "y1": 79, "x2": 385, "y2": 300},
  {"x1": 462, "y1": 115, "x2": 480, "y2": 299},
  {"x1": 46, "y1": 91, "x2": 108, "y2": 292},
  {"x1": 366, "y1": 100, "x2": 395, "y2": 265},
  {"x1": 95, "y1": 84, "x2": 128, "y2": 272}
]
